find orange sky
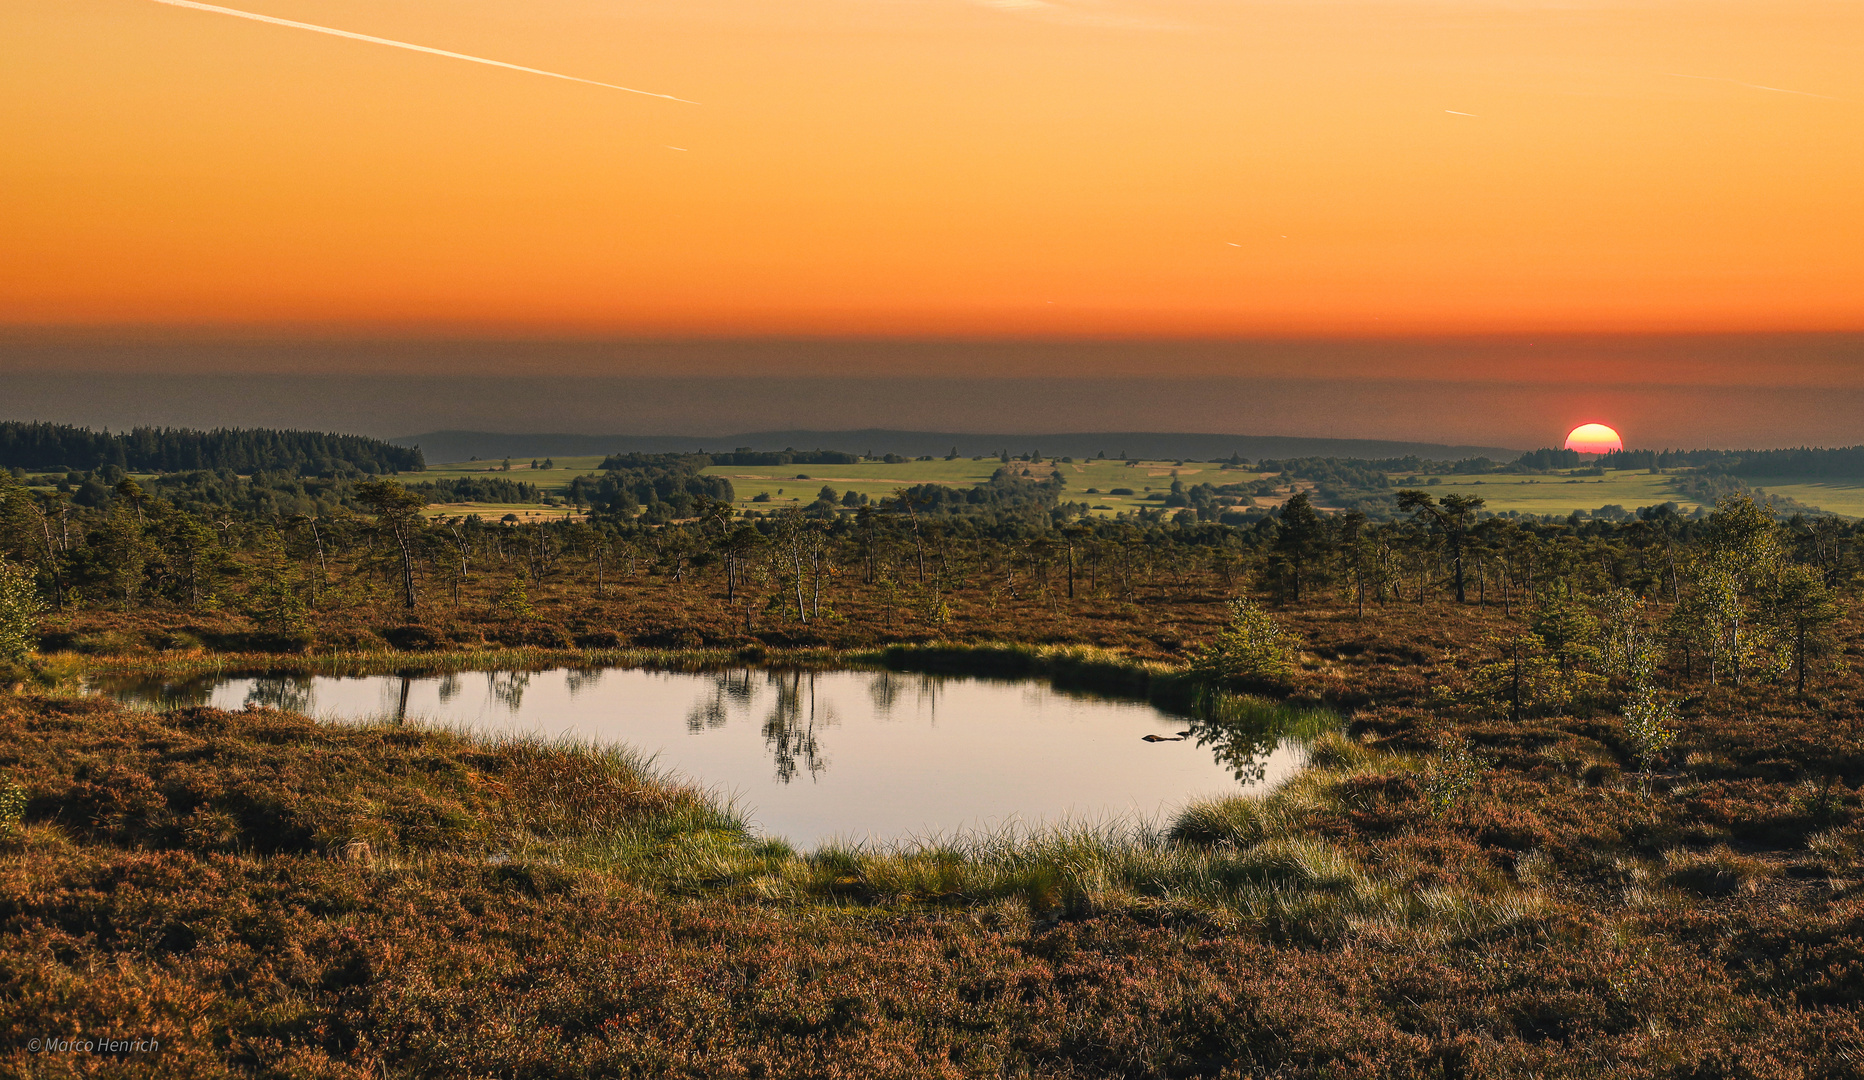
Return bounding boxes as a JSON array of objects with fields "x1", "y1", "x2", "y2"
[{"x1": 4, "y1": 0, "x2": 1862, "y2": 339}]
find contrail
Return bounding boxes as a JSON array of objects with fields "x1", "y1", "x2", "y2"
[
  {"x1": 145, "y1": 0, "x2": 698, "y2": 104},
  {"x1": 1667, "y1": 73, "x2": 1833, "y2": 101}
]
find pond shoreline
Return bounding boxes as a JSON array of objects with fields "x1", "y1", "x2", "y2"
[
  {"x1": 86, "y1": 662, "x2": 1327, "y2": 849},
  {"x1": 66, "y1": 640, "x2": 1333, "y2": 719}
]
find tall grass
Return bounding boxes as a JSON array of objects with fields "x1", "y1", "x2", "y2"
[{"x1": 457, "y1": 718, "x2": 1535, "y2": 942}]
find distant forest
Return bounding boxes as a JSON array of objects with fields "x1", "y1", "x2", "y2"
[
  {"x1": 1517, "y1": 446, "x2": 1864, "y2": 478},
  {"x1": 0, "y1": 422, "x2": 423, "y2": 475},
  {"x1": 599, "y1": 449, "x2": 861, "y2": 470},
  {"x1": 16, "y1": 419, "x2": 1864, "y2": 525}
]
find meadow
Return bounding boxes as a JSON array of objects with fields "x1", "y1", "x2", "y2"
[
  {"x1": 700, "y1": 457, "x2": 1264, "y2": 516},
  {"x1": 1741, "y1": 477, "x2": 1864, "y2": 518},
  {"x1": 414, "y1": 454, "x2": 1281, "y2": 518},
  {"x1": 420, "y1": 502, "x2": 584, "y2": 523},
  {"x1": 12, "y1": 449, "x2": 1830, "y2": 525},
  {"x1": 415, "y1": 456, "x2": 1744, "y2": 522},
  {"x1": 414, "y1": 455, "x2": 605, "y2": 519},
  {"x1": 420, "y1": 454, "x2": 609, "y2": 486},
  {"x1": 1399, "y1": 469, "x2": 1706, "y2": 517}
]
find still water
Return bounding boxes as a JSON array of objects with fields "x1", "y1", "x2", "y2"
[{"x1": 95, "y1": 667, "x2": 1306, "y2": 848}]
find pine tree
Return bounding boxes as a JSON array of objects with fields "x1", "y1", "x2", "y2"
[{"x1": 1192, "y1": 597, "x2": 1296, "y2": 687}]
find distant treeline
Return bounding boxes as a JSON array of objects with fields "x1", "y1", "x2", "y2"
[
  {"x1": 1514, "y1": 446, "x2": 1864, "y2": 478},
  {"x1": 1256, "y1": 455, "x2": 1499, "y2": 478},
  {"x1": 406, "y1": 477, "x2": 542, "y2": 504},
  {"x1": 16, "y1": 466, "x2": 543, "y2": 519},
  {"x1": 599, "y1": 448, "x2": 860, "y2": 470},
  {"x1": 574, "y1": 455, "x2": 736, "y2": 522},
  {"x1": 0, "y1": 422, "x2": 423, "y2": 475},
  {"x1": 895, "y1": 468, "x2": 1069, "y2": 519}
]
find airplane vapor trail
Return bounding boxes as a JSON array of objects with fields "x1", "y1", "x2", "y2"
[
  {"x1": 1666, "y1": 72, "x2": 1833, "y2": 100},
  {"x1": 145, "y1": 0, "x2": 698, "y2": 104}
]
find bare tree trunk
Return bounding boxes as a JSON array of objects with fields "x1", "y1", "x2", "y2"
[
  {"x1": 1797, "y1": 622, "x2": 1807, "y2": 695},
  {"x1": 811, "y1": 542, "x2": 823, "y2": 619},
  {"x1": 393, "y1": 527, "x2": 418, "y2": 609},
  {"x1": 309, "y1": 518, "x2": 328, "y2": 596},
  {"x1": 1731, "y1": 614, "x2": 1742, "y2": 687},
  {"x1": 30, "y1": 504, "x2": 65, "y2": 608},
  {"x1": 787, "y1": 527, "x2": 809, "y2": 624},
  {"x1": 1511, "y1": 637, "x2": 1523, "y2": 722}
]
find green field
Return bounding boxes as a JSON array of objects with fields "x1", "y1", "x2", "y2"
[
  {"x1": 421, "y1": 455, "x2": 609, "y2": 491},
  {"x1": 1738, "y1": 477, "x2": 1864, "y2": 518},
  {"x1": 1404, "y1": 470, "x2": 1704, "y2": 517},
  {"x1": 701, "y1": 457, "x2": 1267, "y2": 516},
  {"x1": 420, "y1": 455, "x2": 1860, "y2": 519},
  {"x1": 421, "y1": 455, "x2": 1272, "y2": 517},
  {"x1": 703, "y1": 461, "x2": 1715, "y2": 519},
  {"x1": 419, "y1": 502, "x2": 585, "y2": 522}
]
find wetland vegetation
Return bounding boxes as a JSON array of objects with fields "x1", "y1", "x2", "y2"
[{"x1": 5, "y1": 427, "x2": 1864, "y2": 1075}]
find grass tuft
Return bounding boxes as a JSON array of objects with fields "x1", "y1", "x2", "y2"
[{"x1": 1660, "y1": 845, "x2": 1781, "y2": 896}]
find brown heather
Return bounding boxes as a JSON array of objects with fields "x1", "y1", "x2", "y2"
[{"x1": 6, "y1": 587, "x2": 1864, "y2": 1075}]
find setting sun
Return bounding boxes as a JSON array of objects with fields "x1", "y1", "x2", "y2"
[{"x1": 1564, "y1": 423, "x2": 1623, "y2": 454}]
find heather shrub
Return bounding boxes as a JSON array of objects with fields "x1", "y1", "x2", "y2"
[
  {"x1": 1423, "y1": 734, "x2": 1487, "y2": 818},
  {"x1": 0, "y1": 773, "x2": 25, "y2": 841}
]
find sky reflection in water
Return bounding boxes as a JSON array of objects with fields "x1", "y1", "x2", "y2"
[{"x1": 96, "y1": 667, "x2": 1306, "y2": 849}]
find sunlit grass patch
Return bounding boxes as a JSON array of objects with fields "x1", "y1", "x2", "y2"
[{"x1": 1660, "y1": 844, "x2": 1781, "y2": 896}]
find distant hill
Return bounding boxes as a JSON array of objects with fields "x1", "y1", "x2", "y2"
[{"x1": 395, "y1": 429, "x2": 1524, "y2": 466}]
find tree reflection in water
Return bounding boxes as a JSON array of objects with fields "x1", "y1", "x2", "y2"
[
  {"x1": 487, "y1": 671, "x2": 530, "y2": 712},
  {"x1": 867, "y1": 671, "x2": 902, "y2": 717},
  {"x1": 1184, "y1": 695, "x2": 1327, "y2": 785},
  {"x1": 762, "y1": 670, "x2": 835, "y2": 783},
  {"x1": 244, "y1": 675, "x2": 314, "y2": 714},
  {"x1": 687, "y1": 669, "x2": 756, "y2": 732},
  {"x1": 436, "y1": 673, "x2": 462, "y2": 705},
  {"x1": 90, "y1": 674, "x2": 219, "y2": 710},
  {"x1": 564, "y1": 668, "x2": 604, "y2": 697}
]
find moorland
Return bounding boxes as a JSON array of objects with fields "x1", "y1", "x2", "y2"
[{"x1": 3, "y1": 421, "x2": 1864, "y2": 1076}]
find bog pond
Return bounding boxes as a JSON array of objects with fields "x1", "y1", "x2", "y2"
[{"x1": 94, "y1": 666, "x2": 1318, "y2": 849}]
